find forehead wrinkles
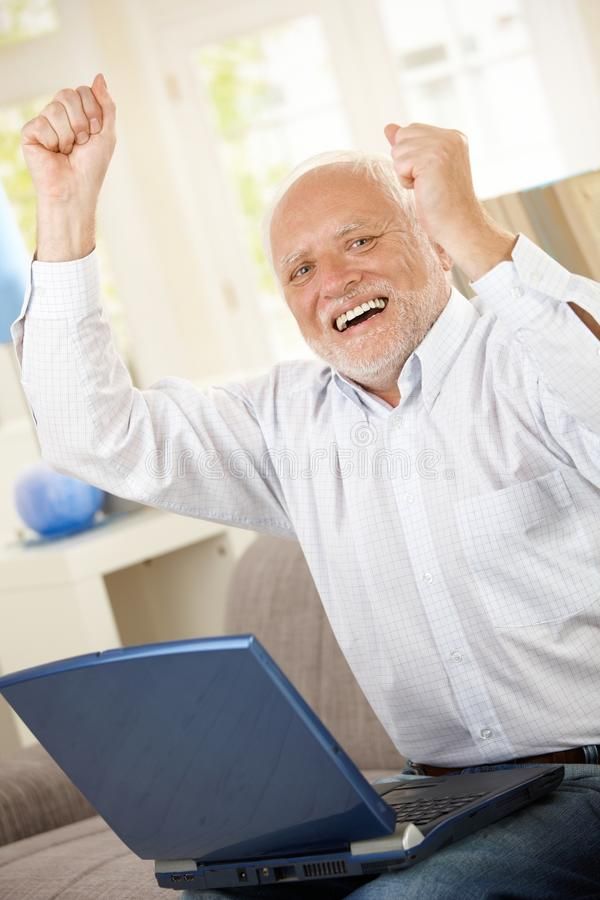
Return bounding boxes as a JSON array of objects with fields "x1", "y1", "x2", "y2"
[{"x1": 271, "y1": 166, "x2": 397, "y2": 270}]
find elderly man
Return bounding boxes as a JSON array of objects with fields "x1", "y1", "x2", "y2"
[{"x1": 15, "y1": 75, "x2": 600, "y2": 898}]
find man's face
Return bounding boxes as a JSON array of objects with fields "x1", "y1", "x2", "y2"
[{"x1": 270, "y1": 164, "x2": 452, "y2": 389}]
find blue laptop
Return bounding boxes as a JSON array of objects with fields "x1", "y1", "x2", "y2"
[{"x1": 0, "y1": 636, "x2": 563, "y2": 891}]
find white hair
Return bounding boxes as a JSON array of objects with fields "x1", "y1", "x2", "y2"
[{"x1": 262, "y1": 150, "x2": 419, "y2": 272}]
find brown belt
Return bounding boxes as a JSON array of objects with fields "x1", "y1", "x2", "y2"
[{"x1": 414, "y1": 744, "x2": 600, "y2": 777}]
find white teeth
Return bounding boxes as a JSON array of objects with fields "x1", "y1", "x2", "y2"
[
  {"x1": 335, "y1": 297, "x2": 387, "y2": 332},
  {"x1": 347, "y1": 304, "x2": 365, "y2": 319}
]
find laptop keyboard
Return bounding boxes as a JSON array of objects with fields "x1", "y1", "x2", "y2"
[{"x1": 388, "y1": 792, "x2": 486, "y2": 827}]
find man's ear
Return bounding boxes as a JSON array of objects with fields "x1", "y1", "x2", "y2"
[{"x1": 433, "y1": 242, "x2": 453, "y2": 272}]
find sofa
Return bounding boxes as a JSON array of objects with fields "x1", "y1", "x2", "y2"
[{"x1": 0, "y1": 535, "x2": 405, "y2": 898}]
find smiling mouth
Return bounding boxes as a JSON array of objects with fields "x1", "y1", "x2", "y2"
[{"x1": 334, "y1": 297, "x2": 388, "y2": 332}]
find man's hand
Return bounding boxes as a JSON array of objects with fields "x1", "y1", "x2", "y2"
[
  {"x1": 21, "y1": 74, "x2": 116, "y2": 261},
  {"x1": 384, "y1": 122, "x2": 516, "y2": 281}
]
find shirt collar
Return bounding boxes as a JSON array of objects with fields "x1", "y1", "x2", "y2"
[{"x1": 333, "y1": 287, "x2": 478, "y2": 414}]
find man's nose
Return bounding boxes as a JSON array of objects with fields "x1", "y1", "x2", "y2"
[{"x1": 320, "y1": 256, "x2": 361, "y2": 299}]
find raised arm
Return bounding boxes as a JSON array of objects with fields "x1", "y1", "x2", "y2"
[
  {"x1": 12, "y1": 76, "x2": 293, "y2": 537},
  {"x1": 384, "y1": 122, "x2": 600, "y2": 447}
]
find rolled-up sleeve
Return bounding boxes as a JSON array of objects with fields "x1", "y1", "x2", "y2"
[{"x1": 11, "y1": 252, "x2": 294, "y2": 537}]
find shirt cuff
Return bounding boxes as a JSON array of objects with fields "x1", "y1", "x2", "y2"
[
  {"x1": 10, "y1": 249, "x2": 101, "y2": 370},
  {"x1": 471, "y1": 233, "x2": 600, "y2": 340},
  {"x1": 471, "y1": 234, "x2": 570, "y2": 324},
  {"x1": 25, "y1": 249, "x2": 101, "y2": 320}
]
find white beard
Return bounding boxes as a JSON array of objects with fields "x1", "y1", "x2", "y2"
[{"x1": 305, "y1": 262, "x2": 450, "y2": 391}]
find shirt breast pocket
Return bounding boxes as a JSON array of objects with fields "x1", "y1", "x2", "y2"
[{"x1": 455, "y1": 469, "x2": 598, "y2": 628}]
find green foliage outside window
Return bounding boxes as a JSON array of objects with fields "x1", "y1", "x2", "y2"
[
  {"x1": 198, "y1": 37, "x2": 289, "y2": 297},
  {"x1": 0, "y1": 99, "x2": 40, "y2": 252},
  {"x1": 0, "y1": 0, "x2": 58, "y2": 47}
]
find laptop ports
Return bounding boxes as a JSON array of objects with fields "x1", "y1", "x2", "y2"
[
  {"x1": 237, "y1": 868, "x2": 248, "y2": 883},
  {"x1": 274, "y1": 865, "x2": 297, "y2": 882}
]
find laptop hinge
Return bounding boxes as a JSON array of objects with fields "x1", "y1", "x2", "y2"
[{"x1": 350, "y1": 821, "x2": 424, "y2": 854}]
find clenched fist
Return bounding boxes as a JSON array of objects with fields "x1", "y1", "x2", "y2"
[
  {"x1": 22, "y1": 73, "x2": 115, "y2": 207},
  {"x1": 21, "y1": 73, "x2": 116, "y2": 260},
  {"x1": 384, "y1": 122, "x2": 516, "y2": 280},
  {"x1": 384, "y1": 122, "x2": 482, "y2": 251}
]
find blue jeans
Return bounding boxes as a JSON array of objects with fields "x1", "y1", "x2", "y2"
[{"x1": 182, "y1": 764, "x2": 600, "y2": 899}]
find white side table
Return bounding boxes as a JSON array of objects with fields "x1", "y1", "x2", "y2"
[{"x1": 0, "y1": 508, "x2": 234, "y2": 753}]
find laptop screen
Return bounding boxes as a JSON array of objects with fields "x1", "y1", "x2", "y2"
[{"x1": 0, "y1": 636, "x2": 395, "y2": 861}]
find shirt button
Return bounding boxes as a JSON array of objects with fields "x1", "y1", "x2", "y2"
[
  {"x1": 422, "y1": 572, "x2": 433, "y2": 584},
  {"x1": 450, "y1": 650, "x2": 463, "y2": 663},
  {"x1": 480, "y1": 728, "x2": 493, "y2": 740},
  {"x1": 510, "y1": 286, "x2": 523, "y2": 299},
  {"x1": 406, "y1": 494, "x2": 414, "y2": 504}
]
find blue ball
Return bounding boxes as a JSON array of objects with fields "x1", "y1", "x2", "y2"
[{"x1": 14, "y1": 463, "x2": 105, "y2": 538}]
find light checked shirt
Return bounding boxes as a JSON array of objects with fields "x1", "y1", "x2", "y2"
[{"x1": 11, "y1": 234, "x2": 600, "y2": 766}]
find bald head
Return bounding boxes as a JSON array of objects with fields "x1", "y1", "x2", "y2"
[
  {"x1": 270, "y1": 163, "x2": 414, "y2": 283},
  {"x1": 263, "y1": 151, "x2": 418, "y2": 269},
  {"x1": 267, "y1": 156, "x2": 452, "y2": 401}
]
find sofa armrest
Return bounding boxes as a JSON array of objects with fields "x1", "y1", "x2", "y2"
[{"x1": 0, "y1": 743, "x2": 95, "y2": 847}]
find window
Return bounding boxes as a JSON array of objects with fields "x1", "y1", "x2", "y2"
[
  {"x1": 192, "y1": 14, "x2": 352, "y2": 361},
  {"x1": 378, "y1": 0, "x2": 563, "y2": 197},
  {"x1": 0, "y1": 0, "x2": 58, "y2": 47}
]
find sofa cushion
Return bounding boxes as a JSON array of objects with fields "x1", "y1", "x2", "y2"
[
  {"x1": 0, "y1": 744, "x2": 94, "y2": 848},
  {"x1": 0, "y1": 816, "x2": 163, "y2": 899}
]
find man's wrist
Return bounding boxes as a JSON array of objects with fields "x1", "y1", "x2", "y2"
[
  {"x1": 35, "y1": 202, "x2": 97, "y2": 262},
  {"x1": 445, "y1": 208, "x2": 517, "y2": 282}
]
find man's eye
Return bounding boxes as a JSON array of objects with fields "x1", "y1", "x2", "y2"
[
  {"x1": 351, "y1": 237, "x2": 374, "y2": 249},
  {"x1": 291, "y1": 264, "x2": 311, "y2": 280}
]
